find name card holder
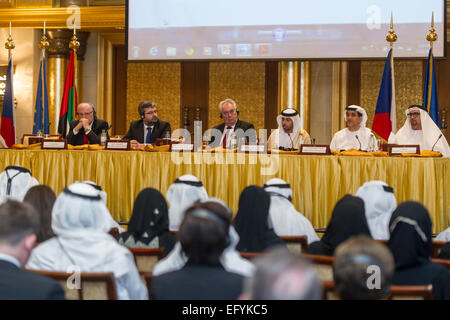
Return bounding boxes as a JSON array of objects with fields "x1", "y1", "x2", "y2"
[
  {"x1": 105, "y1": 140, "x2": 130, "y2": 151},
  {"x1": 238, "y1": 143, "x2": 267, "y2": 154},
  {"x1": 299, "y1": 144, "x2": 331, "y2": 155},
  {"x1": 155, "y1": 138, "x2": 171, "y2": 146},
  {"x1": 388, "y1": 145, "x2": 420, "y2": 156},
  {"x1": 41, "y1": 139, "x2": 67, "y2": 150},
  {"x1": 170, "y1": 144, "x2": 194, "y2": 152}
]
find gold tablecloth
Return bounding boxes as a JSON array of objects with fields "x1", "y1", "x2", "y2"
[{"x1": 1, "y1": 149, "x2": 448, "y2": 233}]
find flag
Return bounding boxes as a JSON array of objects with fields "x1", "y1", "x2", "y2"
[
  {"x1": 372, "y1": 48, "x2": 396, "y2": 141},
  {"x1": 423, "y1": 48, "x2": 441, "y2": 128},
  {"x1": 0, "y1": 57, "x2": 15, "y2": 147},
  {"x1": 58, "y1": 50, "x2": 77, "y2": 138},
  {"x1": 32, "y1": 54, "x2": 49, "y2": 135}
]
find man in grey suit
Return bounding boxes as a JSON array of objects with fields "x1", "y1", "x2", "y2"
[
  {"x1": 0, "y1": 200, "x2": 65, "y2": 300},
  {"x1": 210, "y1": 98, "x2": 256, "y2": 148}
]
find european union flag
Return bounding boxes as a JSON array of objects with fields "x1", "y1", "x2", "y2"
[
  {"x1": 423, "y1": 48, "x2": 441, "y2": 128},
  {"x1": 33, "y1": 56, "x2": 49, "y2": 134}
]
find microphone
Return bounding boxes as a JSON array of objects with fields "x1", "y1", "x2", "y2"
[
  {"x1": 287, "y1": 132, "x2": 294, "y2": 150},
  {"x1": 431, "y1": 134, "x2": 443, "y2": 152},
  {"x1": 355, "y1": 135, "x2": 362, "y2": 151}
]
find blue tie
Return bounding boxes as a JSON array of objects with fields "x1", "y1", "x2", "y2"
[{"x1": 146, "y1": 127, "x2": 152, "y2": 144}]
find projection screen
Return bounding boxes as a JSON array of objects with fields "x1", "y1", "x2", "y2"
[{"x1": 127, "y1": 0, "x2": 446, "y2": 61}]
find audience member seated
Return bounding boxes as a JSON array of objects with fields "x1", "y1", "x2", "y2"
[
  {"x1": 387, "y1": 201, "x2": 450, "y2": 299},
  {"x1": 166, "y1": 175, "x2": 208, "y2": 231},
  {"x1": 153, "y1": 198, "x2": 254, "y2": 277},
  {"x1": 436, "y1": 226, "x2": 450, "y2": 242},
  {"x1": 355, "y1": 181, "x2": 397, "y2": 240},
  {"x1": 306, "y1": 195, "x2": 371, "y2": 256},
  {"x1": 263, "y1": 178, "x2": 319, "y2": 244},
  {"x1": 333, "y1": 235, "x2": 394, "y2": 300},
  {"x1": 0, "y1": 165, "x2": 39, "y2": 204},
  {"x1": 23, "y1": 185, "x2": 56, "y2": 243},
  {"x1": 0, "y1": 200, "x2": 65, "y2": 299},
  {"x1": 118, "y1": 188, "x2": 175, "y2": 254},
  {"x1": 233, "y1": 186, "x2": 286, "y2": 252},
  {"x1": 151, "y1": 201, "x2": 245, "y2": 300},
  {"x1": 240, "y1": 247, "x2": 322, "y2": 300},
  {"x1": 437, "y1": 243, "x2": 450, "y2": 260},
  {"x1": 26, "y1": 182, "x2": 147, "y2": 300}
]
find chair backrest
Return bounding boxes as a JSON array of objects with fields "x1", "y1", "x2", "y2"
[
  {"x1": 303, "y1": 254, "x2": 335, "y2": 282},
  {"x1": 431, "y1": 241, "x2": 446, "y2": 258},
  {"x1": 431, "y1": 258, "x2": 450, "y2": 270},
  {"x1": 27, "y1": 269, "x2": 118, "y2": 300},
  {"x1": 280, "y1": 235, "x2": 308, "y2": 254},
  {"x1": 239, "y1": 252, "x2": 266, "y2": 261},
  {"x1": 140, "y1": 272, "x2": 153, "y2": 298},
  {"x1": 128, "y1": 247, "x2": 165, "y2": 273},
  {"x1": 321, "y1": 280, "x2": 338, "y2": 300},
  {"x1": 389, "y1": 285, "x2": 433, "y2": 300}
]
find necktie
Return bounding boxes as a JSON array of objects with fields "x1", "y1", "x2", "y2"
[
  {"x1": 222, "y1": 126, "x2": 232, "y2": 148},
  {"x1": 83, "y1": 131, "x2": 89, "y2": 144},
  {"x1": 146, "y1": 126, "x2": 152, "y2": 144}
]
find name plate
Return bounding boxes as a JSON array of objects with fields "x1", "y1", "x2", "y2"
[
  {"x1": 105, "y1": 140, "x2": 130, "y2": 150},
  {"x1": 171, "y1": 144, "x2": 194, "y2": 152},
  {"x1": 41, "y1": 139, "x2": 67, "y2": 150},
  {"x1": 239, "y1": 144, "x2": 266, "y2": 153},
  {"x1": 388, "y1": 145, "x2": 420, "y2": 156},
  {"x1": 299, "y1": 144, "x2": 331, "y2": 155}
]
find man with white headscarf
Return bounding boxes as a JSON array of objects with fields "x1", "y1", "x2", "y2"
[
  {"x1": 166, "y1": 174, "x2": 208, "y2": 231},
  {"x1": 263, "y1": 179, "x2": 319, "y2": 244},
  {"x1": 330, "y1": 105, "x2": 377, "y2": 151},
  {"x1": 388, "y1": 105, "x2": 449, "y2": 157},
  {"x1": 267, "y1": 108, "x2": 311, "y2": 150},
  {"x1": 153, "y1": 198, "x2": 255, "y2": 277},
  {"x1": 355, "y1": 181, "x2": 397, "y2": 240},
  {"x1": 26, "y1": 182, "x2": 147, "y2": 300},
  {"x1": 0, "y1": 165, "x2": 39, "y2": 204}
]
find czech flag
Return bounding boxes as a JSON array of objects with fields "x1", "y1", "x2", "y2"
[{"x1": 0, "y1": 57, "x2": 15, "y2": 147}]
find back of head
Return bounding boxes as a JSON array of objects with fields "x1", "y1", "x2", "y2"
[
  {"x1": 245, "y1": 248, "x2": 323, "y2": 300},
  {"x1": 263, "y1": 178, "x2": 292, "y2": 201},
  {"x1": 0, "y1": 200, "x2": 39, "y2": 248},
  {"x1": 0, "y1": 166, "x2": 39, "y2": 204},
  {"x1": 388, "y1": 201, "x2": 432, "y2": 269},
  {"x1": 334, "y1": 235, "x2": 394, "y2": 300},
  {"x1": 179, "y1": 201, "x2": 231, "y2": 266},
  {"x1": 23, "y1": 185, "x2": 56, "y2": 243}
]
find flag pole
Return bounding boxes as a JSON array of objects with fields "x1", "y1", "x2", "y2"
[
  {"x1": 426, "y1": 12, "x2": 437, "y2": 50},
  {"x1": 69, "y1": 22, "x2": 80, "y2": 120},
  {"x1": 5, "y1": 21, "x2": 15, "y2": 59},
  {"x1": 40, "y1": 21, "x2": 50, "y2": 135}
]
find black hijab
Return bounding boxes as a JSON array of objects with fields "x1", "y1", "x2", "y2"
[
  {"x1": 119, "y1": 188, "x2": 171, "y2": 245},
  {"x1": 233, "y1": 185, "x2": 282, "y2": 252},
  {"x1": 387, "y1": 201, "x2": 432, "y2": 270},
  {"x1": 307, "y1": 194, "x2": 371, "y2": 256}
]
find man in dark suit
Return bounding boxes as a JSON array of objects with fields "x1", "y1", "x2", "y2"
[
  {"x1": 151, "y1": 201, "x2": 244, "y2": 300},
  {"x1": 66, "y1": 102, "x2": 110, "y2": 146},
  {"x1": 123, "y1": 101, "x2": 171, "y2": 148},
  {"x1": 0, "y1": 200, "x2": 65, "y2": 300},
  {"x1": 210, "y1": 98, "x2": 256, "y2": 148}
]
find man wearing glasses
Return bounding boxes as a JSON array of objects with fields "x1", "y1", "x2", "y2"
[
  {"x1": 123, "y1": 101, "x2": 171, "y2": 148},
  {"x1": 66, "y1": 102, "x2": 110, "y2": 146},
  {"x1": 388, "y1": 105, "x2": 449, "y2": 157}
]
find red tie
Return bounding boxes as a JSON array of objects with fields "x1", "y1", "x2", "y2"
[
  {"x1": 83, "y1": 132, "x2": 89, "y2": 144},
  {"x1": 222, "y1": 126, "x2": 231, "y2": 148}
]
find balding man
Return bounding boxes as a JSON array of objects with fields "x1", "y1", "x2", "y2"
[{"x1": 66, "y1": 102, "x2": 110, "y2": 146}]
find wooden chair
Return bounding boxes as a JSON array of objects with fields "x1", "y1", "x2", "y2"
[
  {"x1": 431, "y1": 241, "x2": 446, "y2": 258},
  {"x1": 431, "y1": 258, "x2": 450, "y2": 270},
  {"x1": 280, "y1": 235, "x2": 308, "y2": 254},
  {"x1": 128, "y1": 247, "x2": 165, "y2": 273},
  {"x1": 27, "y1": 270, "x2": 118, "y2": 300},
  {"x1": 239, "y1": 252, "x2": 266, "y2": 261},
  {"x1": 389, "y1": 285, "x2": 433, "y2": 300},
  {"x1": 140, "y1": 272, "x2": 153, "y2": 298},
  {"x1": 321, "y1": 280, "x2": 338, "y2": 300},
  {"x1": 303, "y1": 254, "x2": 335, "y2": 282}
]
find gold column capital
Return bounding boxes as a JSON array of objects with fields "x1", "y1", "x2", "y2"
[{"x1": 47, "y1": 29, "x2": 90, "y2": 60}]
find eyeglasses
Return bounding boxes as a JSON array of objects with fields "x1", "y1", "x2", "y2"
[
  {"x1": 222, "y1": 110, "x2": 236, "y2": 116},
  {"x1": 77, "y1": 111, "x2": 93, "y2": 117},
  {"x1": 408, "y1": 112, "x2": 420, "y2": 118},
  {"x1": 145, "y1": 110, "x2": 157, "y2": 116}
]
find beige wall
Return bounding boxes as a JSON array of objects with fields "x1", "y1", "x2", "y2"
[{"x1": 82, "y1": 32, "x2": 98, "y2": 110}]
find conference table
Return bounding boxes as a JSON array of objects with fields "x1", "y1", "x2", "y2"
[{"x1": 1, "y1": 149, "x2": 448, "y2": 234}]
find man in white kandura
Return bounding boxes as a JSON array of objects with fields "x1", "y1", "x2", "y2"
[
  {"x1": 330, "y1": 105, "x2": 376, "y2": 152},
  {"x1": 388, "y1": 105, "x2": 449, "y2": 157},
  {"x1": 263, "y1": 178, "x2": 319, "y2": 244},
  {"x1": 268, "y1": 108, "x2": 311, "y2": 150}
]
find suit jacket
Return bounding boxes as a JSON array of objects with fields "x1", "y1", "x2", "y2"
[
  {"x1": 150, "y1": 264, "x2": 243, "y2": 300},
  {"x1": 123, "y1": 119, "x2": 171, "y2": 144},
  {"x1": 0, "y1": 260, "x2": 65, "y2": 300},
  {"x1": 66, "y1": 118, "x2": 110, "y2": 146},
  {"x1": 210, "y1": 119, "x2": 257, "y2": 146}
]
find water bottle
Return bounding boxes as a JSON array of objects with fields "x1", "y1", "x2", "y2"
[{"x1": 100, "y1": 129, "x2": 107, "y2": 146}]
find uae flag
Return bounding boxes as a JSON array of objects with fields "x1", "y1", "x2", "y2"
[{"x1": 58, "y1": 50, "x2": 77, "y2": 138}]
